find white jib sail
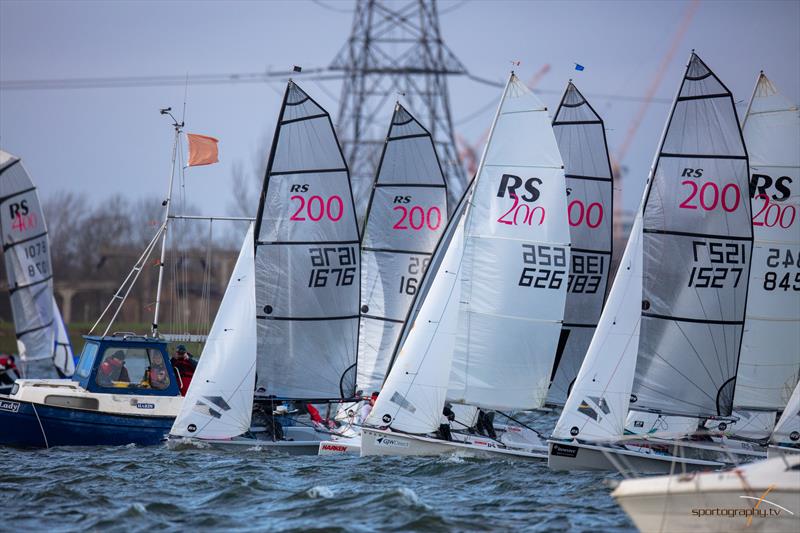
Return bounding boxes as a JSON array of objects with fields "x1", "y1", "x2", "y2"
[
  {"x1": 52, "y1": 296, "x2": 75, "y2": 377},
  {"x1": 254, "y1": 81, "x2": 361, "y2": 400},
  {"x1": 357, "y1": 104, "x2": 448, "y2": 395},
  {"x1": 771, "y1": 380, "x2": 800, "y2": 446},
  {"x1": 552, "y1": 214, "x2": 643, "y2": 442},
  {"x1": 366, "y1": 210, "x2": 467, "y2": 434},
  {"x1": 733, "y1": 72, "x2": 800, "y2": 412},
  {"x1": 171, "y1": 224, "x2": 256, "y2": 439},
  {"x1": 448, "y1": 73, "x2": 569, "y2": 411},
  {"x1": 0, "y1": 150, "x2": 56, "y2": 364},
  {"x1": 547, "y1": 82, "x2": 614, "y2": 407},
  {"x1": 631, "y1": 52, "x2": 752, "y2": 419}
]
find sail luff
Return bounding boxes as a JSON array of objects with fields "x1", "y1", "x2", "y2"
[
  {"x1": 356, "y1": 103, "x2": 448, "y2": 394},
  {"x1": 253, "y1": 81, "x2": 361, "y2": 400}
]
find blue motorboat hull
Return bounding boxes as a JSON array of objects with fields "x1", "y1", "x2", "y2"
[{"x1": 0, "y1": 398, "x2": 174, "y2": 448}]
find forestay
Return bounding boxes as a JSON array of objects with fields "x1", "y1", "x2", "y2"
[
  {"x1": 0, "y1": 151, "x2": 58, "y2": 369},
  {"x1": 357, "y1": 104, "x2": 448, "y2": 394},
  {"x1": 254, "y1": 81, "x2": 360, "y2": 400},
  {"x1": 733, "y1": 73, "x2": 800, "y2": 412},
  {"x1": 448, "y1": 73, "x2": 569, "y2": 411},
  {"x1": 631, "y1": 53, "x2": 752, "y2": 419},
  {"x1": 171, "y1": 225, "x2": 257, "y2": 439},
  {"x1": 547, "y1": 82, "x2": 614, "y2": 407}
]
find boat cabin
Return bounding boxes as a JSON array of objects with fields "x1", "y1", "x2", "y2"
[{"x1": 72, "y1": 334, "x2": 182, "y2": 396}]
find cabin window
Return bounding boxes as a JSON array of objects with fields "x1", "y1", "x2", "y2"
[
  {"x1": 95, "y1": 348, "x2": 170, "y2": 391},
  {"x1": 75, "y1": 343, "x2": 99, "y2": 378}
]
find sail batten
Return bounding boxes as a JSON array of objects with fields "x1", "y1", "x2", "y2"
[
  {"x1": 254, "y1": 81, "x2": 361, "y2": 400},
  {"x1": 356, "y1": 104, "x2": 448, "y2": 394}
]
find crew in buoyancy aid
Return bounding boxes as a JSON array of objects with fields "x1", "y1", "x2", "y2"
[
  {"x1": 0, "y1": 353, "x2": 19, "y2": 387},
  {"x1": 438, "y1": 402, "x2": 455, "y2": 441},
  {"x1": 171, "y1": 344, "x2": 197, "y2": 396},
  {"x1": 476, "y1": 409, "x2": 497, "y2": 439}
]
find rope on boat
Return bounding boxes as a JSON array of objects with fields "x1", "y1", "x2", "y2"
[{"x1": 31, "y1": 403, "x2": 49, "y2": 449}]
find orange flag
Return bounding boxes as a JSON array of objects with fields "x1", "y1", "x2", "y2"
[{"x1": 186, "y1": 133, "x2": 219, "y2": 167}]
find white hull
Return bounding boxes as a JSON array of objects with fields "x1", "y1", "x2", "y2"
[
  {"x1": 318, "y1": 435, "x2": 362, "y2": 455},
  {"x1": 547, "y1": 441, "x2": 725, "y2": 474},
  {"x1": 168, "y1": 426, "x2": 342, "y2": 455},
  {"x1": 768, "y1": 445, "x2": 800, "y2": 459},
  {"x1": 613, "y1": 455, "x2": 800, "y2": 533},
  {"x1": 361, "y1": 428, "x2": 547, "y2": 460}
]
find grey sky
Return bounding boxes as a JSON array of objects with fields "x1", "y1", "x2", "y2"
[{"x1": 1, "y1": 0, "x2": 798, "y2": 226}]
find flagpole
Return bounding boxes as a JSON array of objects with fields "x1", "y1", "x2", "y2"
[{"x1": 152, "y1": 108, "x2": 183, "y2": 337}]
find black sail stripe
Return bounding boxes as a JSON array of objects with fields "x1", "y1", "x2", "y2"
[
  {"x1": 642, "y1": 312, "x2": 744, "y2": 326},
  {"x1": 3, "y1": 231, "x2": 48, "y2": 251},
  {"x1": 256, "y1": 239, "x2": 359, "y2": 246},
  {"x1": 564, "y1": 173, "x2": 612, "y2": 182},
  {"x1": 659, "y1": 152, "x2": 747, "y2": 160},
  {"x1": 0, "y1": 185, "x2": 36, "y2": 204},
  {"x1": 16, "y1": 319, "x2": 55, "y2": 339},
  {"x1": 269, "y1": 167, "x2": 347, "y2": 176},
  {"x1": 643, "y1": 228, "x2": 751, "y2": 241},
  {"x1": 9, "y1": 275, "x2": 53, "y2": 295},
  {"x1": 257, "y1": 314, "x2": 359, "y2": 321},
  {"x1": 362, "y1": 314, "x2": 404, "y2": 324},
  {"x1": 280, "y1": 112, "x2": 327, "y2": 125},
  {"x1": 362, "y1": 246, "x2": 433, "y2": 256}
]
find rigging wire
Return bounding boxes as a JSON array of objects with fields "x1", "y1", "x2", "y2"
[
  {"x1": 310, "y1": 0, "x2": 354, "y2": 13},
  {"x1": 439, "y1": 0, "x2": 469, "y2": 15}
]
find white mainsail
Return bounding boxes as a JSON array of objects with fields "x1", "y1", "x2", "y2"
[
  {"x1": 631, "y1": 53, "x2": 752, "y2": 419},
  {"x1": 0, "y1": 150, "x2": 67, "y2": 374},
  {"x1": 171, "y1": 225, "x2": 256, "y2": 439},
  {"x1": 553, "y1": 52, "x2": 751, "y2": 441},
  {"x1": 547, "y1": 82, "x2": 614, "y2": 407},
  {"x1": 733, "y1": 72, "x2": 800, "y2": 413},
  {"x1": 357, "y1": 104, "x2": 448, "y2": 394},
  {"x1": 771, "y1": 381, "x2": 800, "y2": 447},
  {"x1": 448, "y1": 73, "x2": 569, "y2": 411},
  {"x1": 254, "y1": 81, "x2": 361, "y2": 400}
]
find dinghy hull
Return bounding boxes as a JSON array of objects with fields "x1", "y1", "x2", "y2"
[
  {"x1": 547, "y1": 441, "x2": 725, "y2": 473},
  {"x1": 361, "y1": 428, "x2": 547, "y2": 460}
]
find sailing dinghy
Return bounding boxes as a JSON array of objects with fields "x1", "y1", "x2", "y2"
[
  {"x1": 549, "y1": 52, "x2": 753, "y2": 473},
  {"x1": 0, "y1": 150, "x2": 75, "y2": 383},
  {"x1": 546, "y1": 82, "x2": 614, "y2": 407},
  {"x1": 724, "y1": 72, "x2": 800, "y2": 444},
  {"x1": 361, "y1": 72, "x2": 570, "y2": 459}
]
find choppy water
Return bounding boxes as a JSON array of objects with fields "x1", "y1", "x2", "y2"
[{"x1": 1, "y1": 413, "x2": 635, "y2": 532}]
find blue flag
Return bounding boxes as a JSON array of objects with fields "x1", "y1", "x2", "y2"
[{"x1": 574, "y1": 63, "x2": 585, "y2": 71}]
